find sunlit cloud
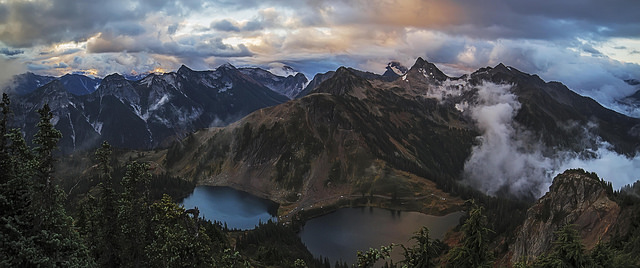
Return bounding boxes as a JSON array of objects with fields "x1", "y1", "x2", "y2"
[{"x1": 0, "y1": 0, "x2": 638, "y2": 112}]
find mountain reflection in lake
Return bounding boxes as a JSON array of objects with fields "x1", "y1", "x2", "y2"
[
  {"x1": 299, "y1": 207, "x2": 463, "y2": 265},
  {"x1": 180, "y1": 186, "x2": 278, "y2": 230}
]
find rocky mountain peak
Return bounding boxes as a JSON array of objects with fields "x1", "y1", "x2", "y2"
[
  {"x1": 102, "y1": 73, "x2": 127, "y2": 83},
  {"x1": 510, "y1": 169, "x2": 620, "y2": 264},
  {"x1": 3, "y1": 72, "x2": 55, "y2": 95},
  {"x1": 293, "y1": 72, "x2": 306, "y2": 80},
  {"x1": 28, "y1": 79, "x2": 74, "y2": 110},
  {"x1": 311, "y1": 66, "x2": 371, "y2": 96},
  {"x1": 381, "y1": 61, "x2": 408, "y2": 81},
  {"x1": 58, "y1": 73, "x2": 101, "y2": 96},
  {"x1": 218, "y1": 62, "x2": 237, "y2": 71},
  {"x1": 406, "y1": 57, "x2": 448, "y2": 81},
  {"x1": 493, "y1": 63, "x2": 509, "y2": 72},
  {"x1": 388, "y1": 61, "x2": 408, "y2": 74},
  {"x1": 39, "y1": 79, "x2": 66, "y2": 94},
  {"x1": 177, "y1": 64, "x2": 194, "y2": 76},
  {"x1": 97, "y1": 73, "x2": 138, "y2": 100}
]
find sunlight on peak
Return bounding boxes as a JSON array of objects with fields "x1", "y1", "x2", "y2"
[
  {"x1": 83, "y1": 69, "x2": 99, "y2": 76},
  {"x1": 152, "y1": 67, "x2": 167, "y2": 74}
]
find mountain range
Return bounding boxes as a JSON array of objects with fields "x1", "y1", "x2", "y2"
[
  {"x1": 159, "y1": 57, "x2": 640, "y2": 204},
  {"x1": 26, "y1": 57, "x2": 640, "y2": 266},
  {"x1": 9, "y1": 57, "x2": 640, "y2": 189},
  {"x1": 155, "y1": 58, "x2": 640, "y2": 266},
  {"x1": 4, "y1": 64, "x2": 315, "y2": 153}
]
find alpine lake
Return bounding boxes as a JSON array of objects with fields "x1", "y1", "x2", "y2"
[{"x1": 181, "y1": 186, "x2": 463, "y2": 265}]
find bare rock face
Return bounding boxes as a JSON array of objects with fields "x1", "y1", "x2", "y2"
[{"x1": 510, "y1": 169, "x2": 620, "y2": 263}]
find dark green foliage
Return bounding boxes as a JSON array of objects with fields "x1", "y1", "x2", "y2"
[
  {"x1": 236, "y1": 220, "x2": 322, "y2": 267},
  {"x1": 0, "y1": 98, "x2": 92, "y2": 267},
  {"x1": 608, "y1": 192, "x2": 640, "y2": 266},
  {"x1": 78, "y1": 141, "x2": 120, "y2": 266},
  {"x1": 148, "y1": 172, "x2": 197, "y2": 201},
  {"x1": 146, "y1": 195, "x2": 219, "y2": 267},
  {"x1": 117, "y1": 161, "x2": 152, "y2": 266},
  {"x1": 76, "y1": 144, "x2": 234, "y2": 267},
  {"x1": 0, "y1": 94, "x2": 37, "y2": 266},
  {"x1": 399, "y1": 227, "x2": 443, "y2": 268},
  {"x1": 613, "y1": 180, "x2": 640, "y2": 207},
  {"x1": 446, "y1": 202, "x2": 493, "y2": 268},
  {"x1": 355, "y1": 245, "x2": 394, "y2": 268},
  {"x1": 33, "y1": 104, "x2": 63, "y2": 202},
  {"x1": 532, "y1": 224, "x2": 591, "y2": 268},
  {"x1": 528, "y1": 224, "x2": 637, "y2": 267},
  {"x1": 590, "y1": 242, "x2": 617, "y2": 268},
  {"x1": 549, "y1": 225, "x2": 588, "y2": 266}
]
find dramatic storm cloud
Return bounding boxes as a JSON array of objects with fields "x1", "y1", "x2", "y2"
[{"x1": 0, "y1": 0, "x2": 639, "y2": 112}]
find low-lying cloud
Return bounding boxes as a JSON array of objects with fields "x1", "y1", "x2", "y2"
[
  {"x1": 0, "y1": 57, "x2": 27, "y2": 93},
  {"x1": 461, "y1": 82, "x2": 640, "y2": 198}
]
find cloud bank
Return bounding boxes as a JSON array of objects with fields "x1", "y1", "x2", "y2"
[
  {"x1": 0, "y1": 0, "x2": 639, "y2": 117},
  {"x1": 0, "y1": 57, "x2": 27, "y2": 93},
  {"x1": 462, "y1": 82, "x2": 640, "y2": 198}
]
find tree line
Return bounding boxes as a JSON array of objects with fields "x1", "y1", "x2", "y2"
[
  {"x1": 2, "y1": 92, "x2": 639, "y2": 267},
  {"x1": 0, "y1": 94, "x2": 247, "y2": 267}
]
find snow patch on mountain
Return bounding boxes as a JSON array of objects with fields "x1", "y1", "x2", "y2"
[
  {"x1": 91, "y1": 121, "x2": 104, "y2": 135},
  {"x1": 67, "y1": 113, "x2": 76, "y2": 148},
  {"x1": 385, "y1": 61, "x2": 408, "y2": 76},
  {"x1": 161, "y1": 73, "x2": 177, "y2": 88},
  {"x1": 149, "y1": 94, "x2": 170, "y2": 111},
  {"x1": 141, "y1": 76, "x2": 154, "y2": 87},
  {"x1": 219, "y1": 82, "x2": 233, "y2": 93},
  {"x1": 130, "y1": 103, "x2": 148, "y2": 121},
  {"x1": 51, "y1": 115, "x2": 60, "y2": 126},
  {"x1": 267, "y1": 63, "x2": 298, "y2": 77}
]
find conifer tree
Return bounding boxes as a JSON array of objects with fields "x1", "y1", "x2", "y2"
[
  {"x1": 400, "y1": 226, "x2": 441, "y2": 268},
  {"x1": 30, "y1": 104, "x2": 92, "y2": 267},
  {"x1": 146, "y1": 194, "x2": 217, "y2": 267},
  {"x1": 118, "y1": 161, "x2": 152, "y2": 267},
  {"x1": 33, "y1": 104, "x2": 62, "y2": 197},
  {"x1": 78, "y1": 141, "x2": 121, "y2": 266},
  {"x1": 0, "y1": 93, "x2": 37, "y2": 266},
  {"x1": 446, "y1": 201, "x2": 493, "y2": 268},
  {"x1": 533, "y1": 224, "x2": 592, "y2": 268},
  {"x1": 2, "y1": 100, "x2": 92, "y2": 266}
]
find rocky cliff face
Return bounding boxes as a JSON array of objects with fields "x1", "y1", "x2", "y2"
[{"x1": 510, "y1": 169, "x2": 620, "y2": 263}]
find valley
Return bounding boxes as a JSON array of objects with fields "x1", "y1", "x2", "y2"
[
  {"x1": 4, "y1": 57, "x2": 640, "y2": 267},
  {"x1": 3, "y1": 1, "x2": 640, "y2": 266}
]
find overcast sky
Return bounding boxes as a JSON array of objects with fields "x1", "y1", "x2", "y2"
[{"x1": 1, "y1": 0, "x2": 640, "y2": 110}]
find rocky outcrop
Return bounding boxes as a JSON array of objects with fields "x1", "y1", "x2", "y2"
[{"x1": 510, "y1": 169, "x2": 620, "y2": 263}]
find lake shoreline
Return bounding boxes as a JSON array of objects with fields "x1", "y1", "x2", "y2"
[
  {"x1": 299, "y1": 207, "x2": 465, "y2": 265},
  {"x1": 191, "y1": 182, "x2": 464, "y2": 227}
]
